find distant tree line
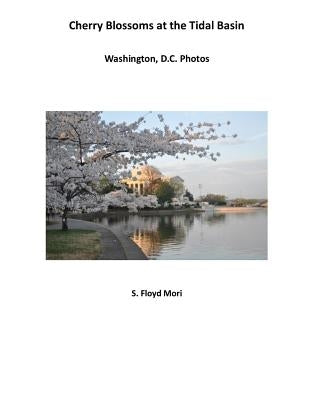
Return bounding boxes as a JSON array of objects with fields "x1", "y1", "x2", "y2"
[
  {"x1": 199, "y1": 194, "x2": 227, "y2": 205},
  {"x1": 229, "y1": 198, "x2": 267, "y2": 207},
  {"x1": 198, "y1": 194, "x2": 267, "y2": 207}
]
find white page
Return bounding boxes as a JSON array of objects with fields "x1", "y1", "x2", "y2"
[{"x1": 1, "y1": 1, "x2": 308, "y2": 399}]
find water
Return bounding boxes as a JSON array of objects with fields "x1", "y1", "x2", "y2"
[{"x1": 83, "y1": 209, "x2": 267, "y2": 260}]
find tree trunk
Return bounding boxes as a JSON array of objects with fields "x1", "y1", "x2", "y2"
[{"x1": 62, "y1": 209, "x2": 68, "y2": 231}]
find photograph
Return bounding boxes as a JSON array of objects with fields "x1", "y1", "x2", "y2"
[{"x1": 46, "y1": 111, "x2": 267, "y2": 260}]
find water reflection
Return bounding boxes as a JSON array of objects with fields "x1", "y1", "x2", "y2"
[
  {"x1": 199, "y1": 212, "x2": 226, "y2": 225},
  {"x1": 75, "y1": 210, "x2": 267, "y2": 260},
  {"x1": 131, "y1": 216, "x2": 187, "y2": 257}
]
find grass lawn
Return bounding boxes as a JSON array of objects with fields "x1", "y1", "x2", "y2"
[{"x1": 46, "y1": 229, "x2": 101, "y2": 260}]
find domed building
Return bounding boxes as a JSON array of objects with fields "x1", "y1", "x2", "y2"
[
  {"x1": 122, "y1": 165, "x2": 163, "y2": 195},
  {"x1": 122, "y1": 165, "x2": 184, "y2": 198}
]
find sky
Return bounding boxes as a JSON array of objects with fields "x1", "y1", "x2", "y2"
[{"x1": 102, "y1": 111, "x2": 267, "y2": 199}]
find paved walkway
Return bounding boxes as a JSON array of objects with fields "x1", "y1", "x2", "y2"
[{"x1": 47, "y1": 218, "x2": 147, "y2": 260}]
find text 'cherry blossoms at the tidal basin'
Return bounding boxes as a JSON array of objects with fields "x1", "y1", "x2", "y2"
[{"x1": 68, "y1": 20, "x2": 245, "y2": 32}]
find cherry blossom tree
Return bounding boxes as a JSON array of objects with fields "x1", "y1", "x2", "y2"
[{"x1": 46, "y1": 111, "x2": 236, "y2": 230}]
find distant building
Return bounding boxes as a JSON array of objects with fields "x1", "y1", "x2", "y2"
[
  {"x1": 122, "y1": 166, "x2": 161, "y2": 195},
  {"x1": 122, "y1": 166, "x2": 185, "y2": 198}
]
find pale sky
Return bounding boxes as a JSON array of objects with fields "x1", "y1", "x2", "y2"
[{"x1": 102, "y1": 111, "x2": 267, "y2": 199}]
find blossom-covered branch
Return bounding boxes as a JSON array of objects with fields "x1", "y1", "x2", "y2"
[{"x1": 46, "y1": 111, "x2": 236, "y2": 229}]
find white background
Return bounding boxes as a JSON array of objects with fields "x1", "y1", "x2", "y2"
[{"x1": 1, "y1": 0, "x2": 309, "y2": 399}]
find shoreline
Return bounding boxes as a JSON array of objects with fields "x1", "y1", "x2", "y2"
[
  {"x1": 70, "y1": 208, "x2": 206, "y2": 219},
  {"x1": 214, "y1": 207, "x2": 266, "y2": 213},
  {"x1": 71, "y1": 206, "x2": 266, "y2": 219},
  {"x1": 46, "y1": 218, "x2": 147, "y2": 260}
]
